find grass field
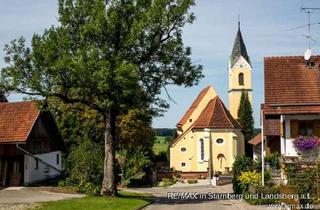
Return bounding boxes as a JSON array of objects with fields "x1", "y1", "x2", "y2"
[
  {"x1": 32, "y1": 191, "x2": 154, "y2": 210},
  {"x1": 153, "y1": 136, "x2": 169, "y2": 155}
]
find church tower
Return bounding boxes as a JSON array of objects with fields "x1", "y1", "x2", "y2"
[{"x1": 228, "y1": 21, "x2": 252, "y2": 119}]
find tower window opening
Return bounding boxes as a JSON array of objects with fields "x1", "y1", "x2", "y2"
[{"x1": 238, "y1": 73, "x2": 244, "y2": 86}]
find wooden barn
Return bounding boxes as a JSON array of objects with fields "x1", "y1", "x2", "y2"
[{"x1": 0, "y1": 98, "x2": 64, "y2": 186}]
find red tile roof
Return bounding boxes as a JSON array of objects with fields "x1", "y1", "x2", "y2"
[
  {"x1": 171, "y1": 96, "x2": 241, "y2": 146},
  {"x1": 0, "y1": 102, "x2": 40, "y2": 143},
  {"x1": 264, "y1": 56, "x2": 320, "y2": 114},
  {"x1": 248, "y1": 133, "x2": 261, "y2": 145},
  {"x1": 193, "y1": 96, "x2": 241, "y2": 129},
  {"x1": 177, "y1": 86, "x2": 211, "y2": 127},
  {"x1": 264, "y1": 105, "x2": 320, "y2": 115}
]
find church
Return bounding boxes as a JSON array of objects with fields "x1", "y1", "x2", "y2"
[{"x1": 169, "y1": 22, "x2": 252, "y2": 176}]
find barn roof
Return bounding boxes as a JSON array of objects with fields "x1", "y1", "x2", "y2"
[{"x1": 0, "y1": 101, "x2": 40, "y2": 143}]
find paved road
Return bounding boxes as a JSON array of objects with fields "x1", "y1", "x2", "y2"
[
  {"x1": 128, "y1": 184, "x2": 270, "y2": 210},
  {"x1": 0, "y1": 187, "x2": 84, "y2": 210}
]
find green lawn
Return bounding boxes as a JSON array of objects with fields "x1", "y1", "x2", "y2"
[
  {"x1": 153, "y1": 136, "x2": 168, "y2": 155},
  {"x1": 32, "y1": 191, "x2": 154, "y2": 210}
]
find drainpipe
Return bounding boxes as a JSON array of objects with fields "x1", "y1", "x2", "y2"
[
  {"x1": 16, "y1": 144, "x2": 61, "y2": 173},
  {"x1": 280, "y1": 115, "x2": 285, "y2": 156}
]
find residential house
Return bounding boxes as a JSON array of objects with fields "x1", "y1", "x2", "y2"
[
  {"x1": 248, "y1": 133, "x2": 262, "y2": 161},
  {"x1": 0, "y1": 100, "x2": 65, "y2": 186},
  {"x1": 262, "y1": 56, "x2": 320, "y2": 158}
]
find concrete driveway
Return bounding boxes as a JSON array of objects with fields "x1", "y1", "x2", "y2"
[
  {"x1": 0, "y1": 187, "x2": 84, "y2": 210},
  {"x1": 127, "y1": 183, "x2": 270, "y2": 210}
]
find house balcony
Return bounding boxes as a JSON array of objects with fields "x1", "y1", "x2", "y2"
[{"x1": 281, "y1": 114, "x2": 320, "y2": 158}]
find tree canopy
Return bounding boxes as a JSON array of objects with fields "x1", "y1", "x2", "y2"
[{"x1": 0, "y1": 0, "x2": 203, "y2": 196}]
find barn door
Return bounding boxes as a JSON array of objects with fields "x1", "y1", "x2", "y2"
[{"x1": 9, "y1": 160, "x2": 21, "y2": 186}]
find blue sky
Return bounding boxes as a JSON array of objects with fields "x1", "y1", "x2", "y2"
[{"x1": 1, "y1": 0, "x2": 320, "y2": 128}]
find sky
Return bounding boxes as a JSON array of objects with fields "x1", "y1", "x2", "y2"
[{"x1": 1, "y1": 0, "x2": 320, "y2": 128}]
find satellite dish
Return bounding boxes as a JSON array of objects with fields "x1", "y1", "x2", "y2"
[{"x1": 304, "y1": 48, "x2": 312, "y2": 60}]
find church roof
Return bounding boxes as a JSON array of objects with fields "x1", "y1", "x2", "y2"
[
  {"x1": 177, "y1": 86, "x2": 211, "y2": 128},
  {"x1": 171, "y1": 95, "x2": 241, "y2": 146},
  {"x1": 230, "y1": 22, "x2": 250, "y2": 68},
  {"x1": 193, "y1": 96, "x2": 241, "y2": 129}
]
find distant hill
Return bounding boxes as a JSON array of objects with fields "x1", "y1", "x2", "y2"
[
  {"x1": 154, "y1": 128, "x2": 260, "y2": 137},
  {"x1": 154, "y1": 128, "x2": 176, "y2": 137}
]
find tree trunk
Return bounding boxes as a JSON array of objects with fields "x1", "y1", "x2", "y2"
[{"x1": 101, "y1": 109, "x2": 116, "y2": 196}]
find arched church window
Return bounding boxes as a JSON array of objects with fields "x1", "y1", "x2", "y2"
[
  {"x1": 199, "y1": 138, "x2": 204, "y2": 161},
  {"x1": 238, "y1": 73, "x2": 244, "y2": 86}
]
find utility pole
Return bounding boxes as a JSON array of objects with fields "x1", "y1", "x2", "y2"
[{"x1": 261, "y1": 109, "x2": 264, "y2": 186}]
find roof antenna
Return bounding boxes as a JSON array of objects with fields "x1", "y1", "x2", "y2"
[{"x1": 300, "y1": 7, "x2": 320, "y2": 60}]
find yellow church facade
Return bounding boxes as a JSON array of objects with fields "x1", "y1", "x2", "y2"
[
  {"x1": 170, "y1": 86, "x2": 245, "y2": 174},
  {"x1": 170, "y1": 22, "x2": 251, "y2": 176}
]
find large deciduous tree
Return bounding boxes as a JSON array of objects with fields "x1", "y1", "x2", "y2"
[{"x1": 0, "y1": 0, "x2": 203, "y2": 196}]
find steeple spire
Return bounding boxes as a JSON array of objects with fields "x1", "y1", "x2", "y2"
[{"x1": 230, "y1": 18, "x2": 250, "y2": 68}]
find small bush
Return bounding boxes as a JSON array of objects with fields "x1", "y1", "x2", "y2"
[
  {"x1": 232, "y1": 155, "x2": 253, "y2": 194},
  {"x1": 244, "y1": 185, "x2": 280, "y2": 205},
  {"x1": 266, "y1": 153, "x2": 280, "y2": 169},
  {"x1": 187, "y1": 179, "x2": 198, "y2": 184},
  {"x1": 158, "y1": 178, "x2": 176, "y2": 187},
  {"x1": 238, "y1": 170, "x2": 272, "y2": 192},
  {"x1": 238, "y1": 170, "x2": 261, "y2": 192}
]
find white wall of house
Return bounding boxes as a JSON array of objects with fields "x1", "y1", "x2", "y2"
[
  {"x1": 282, "y1": 115, "x2": 320, "y2": 157},
  {"x1": 252, "y1": 144, "x2": 261, "y2": 161},
  {"x1": 24, "y1": 151, "x2": 62, "y2": 185}
]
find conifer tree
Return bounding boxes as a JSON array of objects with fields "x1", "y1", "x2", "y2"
[{"x1": 237, "y1": 90, "x2": 254, "y2": 157}]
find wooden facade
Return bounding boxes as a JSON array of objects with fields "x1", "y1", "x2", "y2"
[{"x1": 0, "y1": 108, "x2": 64, "y2": 186}]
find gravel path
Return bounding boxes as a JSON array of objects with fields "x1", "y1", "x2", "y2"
[{"x1": 0, "y1": 187, "x2": 85, "y2": 210}]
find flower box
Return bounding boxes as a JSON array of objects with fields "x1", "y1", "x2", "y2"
[{"x1": 293, "y1": 136, "x2": 320, "y2": 158}]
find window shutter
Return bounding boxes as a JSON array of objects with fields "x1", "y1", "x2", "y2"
[
  {"x1": 290, "y1": 120, "x2": 299, "y2": 138},
  {"x1": 280, "y1": 120, "x2": 286, "y2": 138},
  {"x1": 313, "y1": 120, "x2": 320, "y2": 137}
]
